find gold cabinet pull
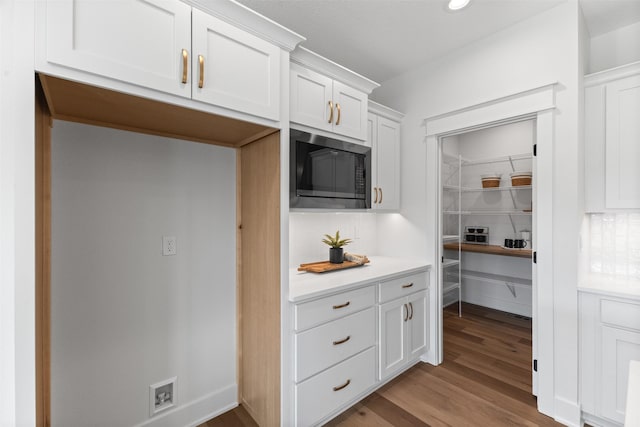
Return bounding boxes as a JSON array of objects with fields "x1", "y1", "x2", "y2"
[
  {"x1": 409, "y1": 302, "x2": 414, "y2": 320},
  {"x1": 402, "y1": 282, "x2": 414, "y2": 289},
  {"x1": 373, "y1": 187, "x2": 378, "y2": 204},
  {"x1": 336, "y1": 102, "x2": 341, "y2": 125},
  {"x1": 333, "y1": 379, "x2": 351, "y2": 392},
  {"x1": 332, "y1": 301, "x2": 350, "y2": 310},
  {"x1": 328, "y1": 100, "x2": 334, "y2": 123},
  {"x1": 403, "y1": 304, "x2": 408, "y2": 322},
  {"x1": 333, "y1": 335, "x2": 351, "y2": 346},
  {"x1": 379, "y1": 187, "x2": 383, "y2": 204},
  {"x1": 198, "y1": 55, "x2": 204, "y2": 88},
  {"x1": 181, "y1": 49, "x2": 188, "y2": 84}
]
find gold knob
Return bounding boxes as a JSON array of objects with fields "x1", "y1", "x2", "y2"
[
  {"x1": 198, "y1": 55, "x2": 204, "y2": 88},
  {"x1": 181, "y1": 49, "x2": 188, "y2": 84}
]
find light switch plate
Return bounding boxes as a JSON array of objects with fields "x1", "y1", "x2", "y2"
[{"x1": 162, "y1": 236, "x2": 176, "y2": 256}]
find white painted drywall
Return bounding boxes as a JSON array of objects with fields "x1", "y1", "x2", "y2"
[
  {"x1": 289, "y1": 212, "x2": 377, "y2": 267},
  {"x1": 589, "y1": 20, "x2": 640, "y2": 74},
  {"x1": 0, "y1": 0, "x2": 36, "y2": 425},
  {"x1": 50, "y1": 122, "x2": 237, "y2": 427},
  {"x1": 372, "y1": 2, "x2": 581, "y2": 423}
]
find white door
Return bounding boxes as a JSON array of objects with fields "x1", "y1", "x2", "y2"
[
  {"x1": 379, "y1": 298, "x2": 407, "y2": 380},
  {"x1": 192, "y1": 8, "x2": 280, "y2": 121},
  {"x1": 290, "y1": 64, "x2": 334, "y2": 132},
  {"x1": 605, "y1": 74, "x2": 640, "y2": 208},
  {"x1": 374, "y1": 116, "x2": 400, "y2": 210},
  {"x1": 333, "y1": 81, "x2": 368, "y2": 140},
  {"x1": 45, "y1": 0, "x2": 191, "y2": 98},
  {"x1": 601, "y1": 326, "x2": 640, "y2": 423},
  {"x1": 407, "y1": 290, "x2": 429, "y2": 361}
]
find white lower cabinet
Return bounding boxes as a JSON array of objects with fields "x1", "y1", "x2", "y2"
[
  {"x1": 379, "y1": 289, "x2": 429, "y2": 380},
  {"x1": 580, "y1": 291, "x2": 640, "y2": 425},
  {"x1": 291, "y1": 266, "x2": 430, "y2": 426},
  {"x1": 295, "y1": 347, "x2": 376, "y2": 426}
]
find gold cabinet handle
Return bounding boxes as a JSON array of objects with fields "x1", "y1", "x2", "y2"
[
  {"x1": 379, "y1": 187, "x2": 383, "y2": 204},
  {"x1": 181, "y1": 49, "x2": 188, "y2": 84},
  {"x1": 403, "y1": 304, "x2": 408, "y2": 322},
  {"x1": 198, "y1": 55, "x2": 204, "y2": 88},
  {"x1": 328, "y1": 100, "x2": 334, "y2": 123},
  {"x1": 373, "y1": 187, "x2": 378, "y2": 204},
  {"x1": 336, "y1": 103, "x2": 341, "y2": 125},
  {"x1": 402, "y1": 282, "x2": 414, "y2": 289},
  {"x1": 409, "y1": 302, "x2": 414, "y2": 320},
  {"x1": 332, "y1": 335, "x2": 351, "y2": 346},
  {"x1": 333, "y1": 379, "x2": 351, "y2": 392},
  {"x1": 332, "y1": 301, "x2": 350, "y2": 310}
]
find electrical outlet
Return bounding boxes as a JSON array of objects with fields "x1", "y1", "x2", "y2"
[
  {"x1": 150, "y1": 377, "x2": 177, "y2": 416},
  {"x1": 162, "y1": 236, "x2": 176, "y2": 256}
]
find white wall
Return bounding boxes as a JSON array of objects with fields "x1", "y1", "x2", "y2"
[
  {"x1": 50, "y1": 122, "x2": 237, "y2": 427},
  {"x1": 289, "y1": 212, "x2": 377, "y2": 267},
  {"x1": 0, "y1": 1, "x2": 35, "y2": 426},
  {"x1": 372, "y1": 2, "x2": 582, "y2": 424},
  {"x1": 589, "y1": 20, "x2": 640, "y2": 74}
]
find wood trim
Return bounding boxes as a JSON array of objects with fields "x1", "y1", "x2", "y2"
[
  {"x1": 38, "y1": 74, "x2": 275, "y2": 149},
  {"x1": 35, "y1": 77, "x2": 52, "y2": 427},
  {"x1": 239, "y1": 132, "x2": 281, "y2": 426},
  {"x1": 443, "y1": 243, "x2": 532, "y2": 259},
  {"x1": 236, "y1": 148, "x2": 243, "y2": 402}
]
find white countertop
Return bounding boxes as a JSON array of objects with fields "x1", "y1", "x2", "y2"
[
  {"x1": 289, "y1": 256, "x2": 431, "y2": 302},
  {"x1": 578, "y1": 273, "x2": 640, "y2": 300},
  {"x1": 626, "y1": 360, "x2": 640, "y2": 427}
]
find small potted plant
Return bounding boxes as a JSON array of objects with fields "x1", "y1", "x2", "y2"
[{"x1": 322, "y1": 230, "x2": 352, "y2": 264}]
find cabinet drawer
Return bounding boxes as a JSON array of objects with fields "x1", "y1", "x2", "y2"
[
  {"x1": 295, "y1": 307, "x2": 375, "y2": 382},
  {"x1": 378, "y1": 272, "x2": 428, "y2": 303},
  {"x1": 601, "y1": 299, "x2": 640, "y2": 331},
  {"x1": 295, "y1": 347, "x2": 376, "y2": 427},
  {"x1": 295, "y1": 286, "x2": 375, "y2": 332}
]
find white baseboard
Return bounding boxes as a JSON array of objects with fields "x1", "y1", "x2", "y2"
[
  {"x1": 582, "y1": 411, "x2": 623, "y2": 427},
  {"x1": 554, "y1": 396, "x2": 581, "y2": 427},
  {"x1": 133, "y1": 383, "x2": 238, "y2": 427}
]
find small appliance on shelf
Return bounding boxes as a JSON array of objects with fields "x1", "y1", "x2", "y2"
[{"x1": 464, "y1": 226, "x2": 489, "y2": 245}]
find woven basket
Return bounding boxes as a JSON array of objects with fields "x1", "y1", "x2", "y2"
[{"x1": 510, "y1": 172, "x2": 532, "y2": 187}]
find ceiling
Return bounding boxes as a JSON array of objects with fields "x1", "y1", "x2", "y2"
[{"x1": 237, "y1": 0, "x2": 640, "y2": 84}]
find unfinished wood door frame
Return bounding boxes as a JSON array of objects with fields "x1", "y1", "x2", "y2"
[
  {"x1": 35, "y1": 74, "x2": 281, "y2": 427},
  {"x1": 35, "y1": 78, "x2": 52, "y2": 427}
]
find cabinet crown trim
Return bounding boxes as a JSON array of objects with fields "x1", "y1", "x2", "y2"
[
  {"x1": 291, "y1": 46, "x2": 380, "y2": 94},
  {"x1": 186, "y1": 0, "x2": 306, "y2": 51},
  {"x1": 585, "y1": 60, "x2": 640, "y2": 87},
  {"x1": 368, "y1": 100, "x2": 404, "y2": 121}
]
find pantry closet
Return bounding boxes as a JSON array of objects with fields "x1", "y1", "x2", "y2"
[{"x1": 440, "y1": 119, "x2": 535, "y2": 318}]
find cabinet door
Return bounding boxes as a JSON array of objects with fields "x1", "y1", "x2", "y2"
[
  {"x1": 45, "y1": 0, "x2": 191, "y2": 98},
  {"x1": 290, "y1": 64, "x2": 334, "y2": 132},
  {"x1": 605, "y1": 75, "x2": 640, "y2": 208},
  {"x1": 407, "y1": 290, "x2": 429, "y2": 361},
  {"x1": 333, "y1": 81, "x2": 368, "y2": 140},
  {"x1": 379, "y1": 298, "x2": 407, "y2": 380},
  {"x1": 192, "y1": 9, "x2": 280, "y2": 121},
  {"x1": 601, "y1": 325, "x2": 640, "y2": 423},
  {"x1": 374, "y1": 116, "x2": 401, "y2": 210}
]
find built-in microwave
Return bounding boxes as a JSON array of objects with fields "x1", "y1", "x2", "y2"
[{"x1": 290, "y1": 129, "x2": 371, "y2": 209}]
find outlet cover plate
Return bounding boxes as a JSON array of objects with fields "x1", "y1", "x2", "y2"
[
  {"x1": 149, "y1": 376, "x2": 177, "y2": 417},
  {"x1": 162, "y1": 236, "x2": 176, "y2": 256}
]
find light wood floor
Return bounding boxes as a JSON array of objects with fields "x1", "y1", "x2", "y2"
[{"x1": 201, "y1": 303, "x2": 560, "y2": 427}]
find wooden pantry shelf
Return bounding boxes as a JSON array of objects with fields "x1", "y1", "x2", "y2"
[{"x1": 443, "y1": 243, "x2": 532, "y2": 259}]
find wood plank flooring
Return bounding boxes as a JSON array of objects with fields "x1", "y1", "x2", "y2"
[{"x1": 201, "y1": 303, "x2": 561, "y2": 427}]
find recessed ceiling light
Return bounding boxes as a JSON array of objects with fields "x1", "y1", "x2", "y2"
[{"x1": 448, "y1": 0, "x2": 471, "y2": 11}]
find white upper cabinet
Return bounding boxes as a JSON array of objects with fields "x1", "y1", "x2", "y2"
[
  {"x1": 44, "y1": 0, "x2": 192, "y2": 98},
  {"x1": 585, "y1": 62, "x2": 640, "y2": 211},
  {"x1": 39, "y1": 0, "x2": 305, "y2": 122},
  {"x1": 369, "y1": 101, "x2": 403, "y2": 211},
  {"x1": 290, "y1": 47, "x2": 379, "y2": 142},
  {"x1": 192, "y1": 8, "x2": 281, "y2": 120}
]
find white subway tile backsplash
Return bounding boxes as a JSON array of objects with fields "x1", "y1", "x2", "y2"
[{"x1": 589, "y1": 213, "x2": 640, "y2": 279}]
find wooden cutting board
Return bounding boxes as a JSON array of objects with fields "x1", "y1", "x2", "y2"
[{"x1": 298, "y1": 257, "x2": 370, "y2": 273}]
